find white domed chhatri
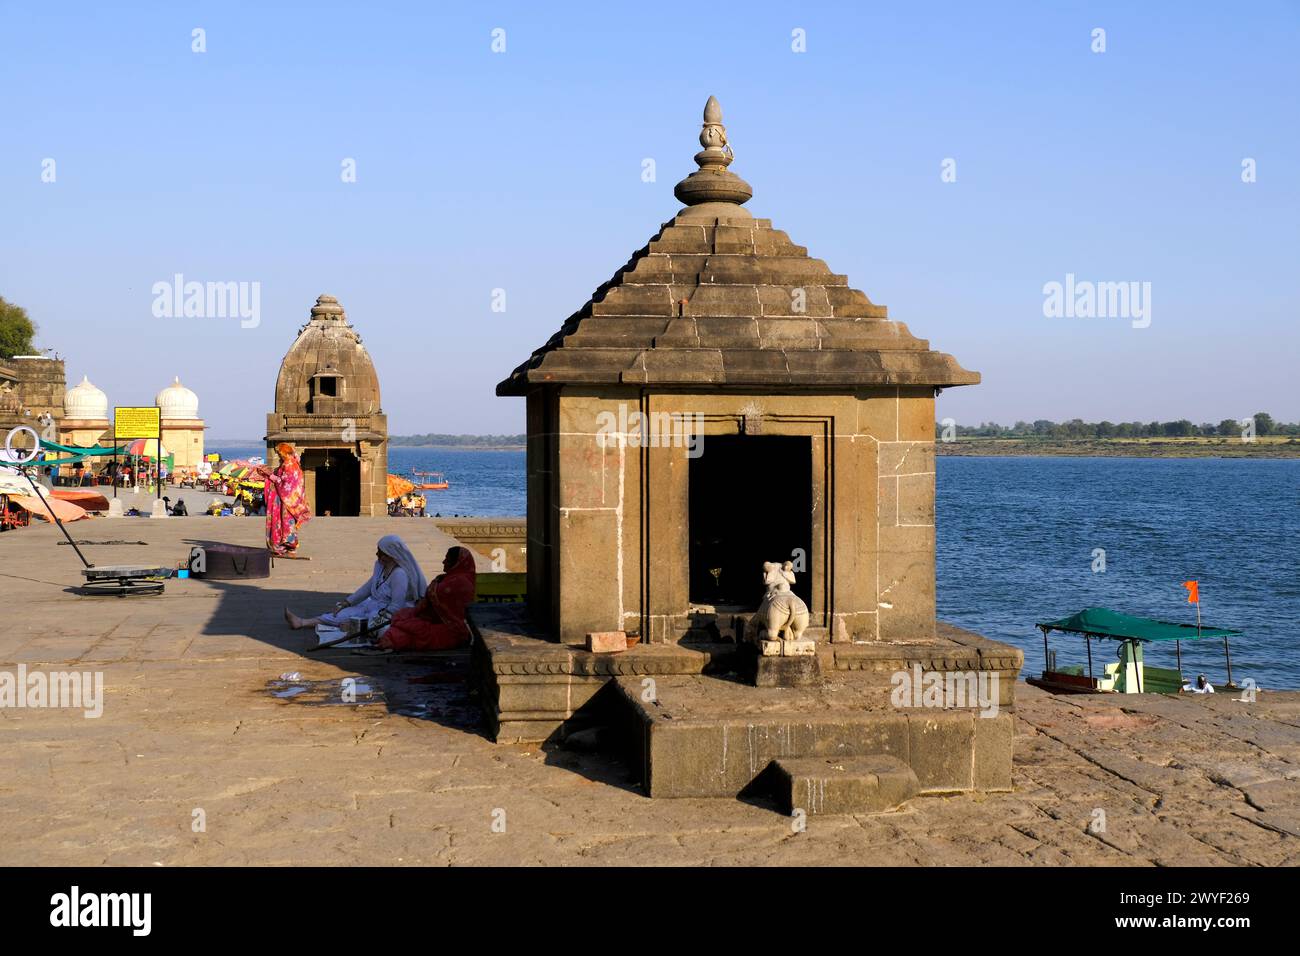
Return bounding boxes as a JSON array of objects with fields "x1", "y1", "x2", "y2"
[
  {"x1": 64, "y1": 375, "x2": 109, "y2": 420},
  {"x1": 154, "y1": 375, "x2": 207, "y2": 474},
  {"x1": 156, "y1": 376, "x2": 199, "y2": 420}
]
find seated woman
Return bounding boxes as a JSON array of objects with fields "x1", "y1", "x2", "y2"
[
  {"x1": 284, "y1": 535, "x2": 427, "y2": 633},
  {"x1": 377, "y1": 546, "x2": 477, "y2": 651}
]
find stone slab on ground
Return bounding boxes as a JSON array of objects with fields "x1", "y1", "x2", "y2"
[
  {"x1": 586, "y1": 631, "x2": 628, "y2": 654},
  {"x1": 0, "y1": 517, "x2": 1296, "y2": 865},
  {"x1": 774, "y1": 755, "x2": 919, "y2": 815}
]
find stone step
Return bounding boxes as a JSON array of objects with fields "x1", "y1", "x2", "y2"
[{"x1": 774, "y1": 755, "x2": 919, "y2": 816}]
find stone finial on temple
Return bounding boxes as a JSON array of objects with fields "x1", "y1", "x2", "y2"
[
  {"x1": 310, "y1": 294, "x2": 346, "y2": 321},
  {"x1": 698, "y1": 95, "x2": 732, "y2": 166},
  {"x1": 673, "y1": 95, "x2": 754, "y2": 217}
]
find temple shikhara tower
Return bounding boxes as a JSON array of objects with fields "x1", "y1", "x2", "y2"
[
  {"x1": 482, "y1": 99, "x2": 1022, "y2": 812},
  {"x1": 265, "y1": 294, "x2": 388, "y2": 516}
]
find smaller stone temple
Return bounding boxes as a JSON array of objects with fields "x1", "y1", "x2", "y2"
[
  {"x1": 265, "y1": 294, "x2": 388, "y2": 516},
  {"x1": 155, "y1": 377, "x2": 207, "y2": 472}
]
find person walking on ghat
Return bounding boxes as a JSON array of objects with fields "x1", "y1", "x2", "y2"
[{"x1": 259, "y1": 442, "x2": 312, "y2": 557}]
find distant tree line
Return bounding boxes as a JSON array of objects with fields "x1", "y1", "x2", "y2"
[
  {"x1": 936, "y1": 413, "x2": 1297, "y2": 440},
  {"x1": 389, "y1": 433, "x2": 526, "y2": 447}
]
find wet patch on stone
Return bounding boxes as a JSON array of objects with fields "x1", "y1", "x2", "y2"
[{"x1": 266, "y1": 675, "x2": 384, "y2": 707}]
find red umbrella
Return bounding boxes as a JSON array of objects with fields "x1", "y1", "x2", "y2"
[{"x1": 121, "y1": 438, "x2": 169, "y2": 457}]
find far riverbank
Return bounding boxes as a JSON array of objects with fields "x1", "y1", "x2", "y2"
[
  {"x1": 936, "y1": 437, "x2": 1300, "y2": 458},
  {"x1": 390, "y1": 444, "x2": 524, "y2": 451}
]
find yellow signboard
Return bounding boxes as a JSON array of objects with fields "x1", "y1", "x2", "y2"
[{"x1": 114, "y1": 406, "x2": 161, "y2": 439}]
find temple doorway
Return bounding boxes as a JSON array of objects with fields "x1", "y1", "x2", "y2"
[
  {"x1": 688, "y1": 434, "x2": 812, "y2": 608},
  {"x1": 302, "y1": 449, "x2": 360, "y2": 516}
]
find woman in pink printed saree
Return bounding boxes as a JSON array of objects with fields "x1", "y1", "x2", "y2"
[{"x1": 261, "y1": 442, "x2": 312, "y2": 556}]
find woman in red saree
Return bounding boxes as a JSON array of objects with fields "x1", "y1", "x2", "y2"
[
  {"x1": 379, "y1": 546, "x2": 477, "y2": 651},
  {"x1": 261, "y1": 442, "x2": 311, "y2": 556}
]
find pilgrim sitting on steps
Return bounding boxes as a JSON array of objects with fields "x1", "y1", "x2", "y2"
[{"x1": 283, "y1": 534, "x2": 426, "y2": 632}]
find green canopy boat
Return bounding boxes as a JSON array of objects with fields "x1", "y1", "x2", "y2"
[{"x1": 1028, "y1": 607, "x2": 1243, "y2": 695}]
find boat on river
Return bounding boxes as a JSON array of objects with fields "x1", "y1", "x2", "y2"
[{"x1": 1027, "y1": 607, "x2": 1243, "y2": 694}]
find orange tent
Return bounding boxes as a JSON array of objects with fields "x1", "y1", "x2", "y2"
[
  {"x1": 8, "y1": 495, "x2": 89, "y2": 523},
  {"x1": 386, "y1": 474, "x2": 415, "y2": 499},
  {"x1": 51, "y1": 488, "x2": 111, "y2": 512}
]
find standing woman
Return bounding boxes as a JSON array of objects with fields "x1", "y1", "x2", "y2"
[{"x1": 262, "y1": 442, "x2": 312, "y2": 557}]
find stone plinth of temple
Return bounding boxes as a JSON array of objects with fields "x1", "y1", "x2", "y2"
[
  {"x1": 470, "y1": 604, "x2": 1019, "y2": 804},
  {"x1": 432, "y1": 517, "x2": 527, "y2": 572}
]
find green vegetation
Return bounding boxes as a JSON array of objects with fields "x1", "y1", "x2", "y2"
[
  {"x1": 0, "y1": 297, "x2": 37, "y2": 360},
  {"x1": 936, "y1": 413, "x2": 1297, "y2": 440},
  {"x1": 933, "y1": 414, "x2": 1300, "y2": 457}
]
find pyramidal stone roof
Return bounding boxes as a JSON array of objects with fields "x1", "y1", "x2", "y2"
[{"x1": 497, "y1": 97, "x2": 978, "y2": 396}]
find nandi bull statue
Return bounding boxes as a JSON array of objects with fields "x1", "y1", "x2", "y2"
[{"x1": 747, "y1": 560, "x2": 810, "y2": 646}]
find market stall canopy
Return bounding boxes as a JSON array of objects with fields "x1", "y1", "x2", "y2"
[
  {"x1": 51, "y1": 488, "x2": 111, "y2": 512},
  {"x1": 40, "y1": 438, "x2": 124, "y2": 456},
  {"x1": 7, "y1": 494, "x2": 88, "y2": 523},
  {"x1": 1037, "y1": 607, "x2": 1242, "y2": 643},
  {"x1": 215, "y1": 460, "x2": 264, "y2": 487},
  {"x1": 387, "y1": 474, "x2": 415, "y2": 499},
  {"x1": 32, "y1": 438, "x2": 128, "y2": 467},
  {"x1": 217, "y1": 459, "x2": 256, "y2": 477}
]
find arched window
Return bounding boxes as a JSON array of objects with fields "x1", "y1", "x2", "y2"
[{"x1": 306, "y1": 371, "x2": 344, "y2": 413}]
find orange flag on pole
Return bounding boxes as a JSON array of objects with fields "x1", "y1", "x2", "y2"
[{"x1": 1183, "y1": 580, "x2": 1199, "y2": 604}]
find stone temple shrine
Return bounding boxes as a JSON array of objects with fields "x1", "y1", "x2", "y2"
[
  {"x1": 499, "y1": 96, "x2": 977, "y2": 647},
  {"x1": 480, "y1": 98, "x2": 1023, "y2": 813},
  {"x1": 265, "y1": 294, "x2": 388, "y2": 516}
]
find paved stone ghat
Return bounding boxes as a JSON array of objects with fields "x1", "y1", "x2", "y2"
[{"x1": 1, "y1": 518, "x2": 1296, "y2": 864}]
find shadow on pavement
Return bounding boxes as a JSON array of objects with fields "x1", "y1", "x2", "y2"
[{"x1": 196, "y1": 575, "x2": 488, "y2": 741}]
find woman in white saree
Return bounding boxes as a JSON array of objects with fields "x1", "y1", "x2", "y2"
[{"x1": 284, "y1": 534, "x2": 427, "y2": 631}]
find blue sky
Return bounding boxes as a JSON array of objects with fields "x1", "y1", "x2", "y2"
[{"x1": 2, "y1": 1, "x2": 1296, "y2": 436}]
